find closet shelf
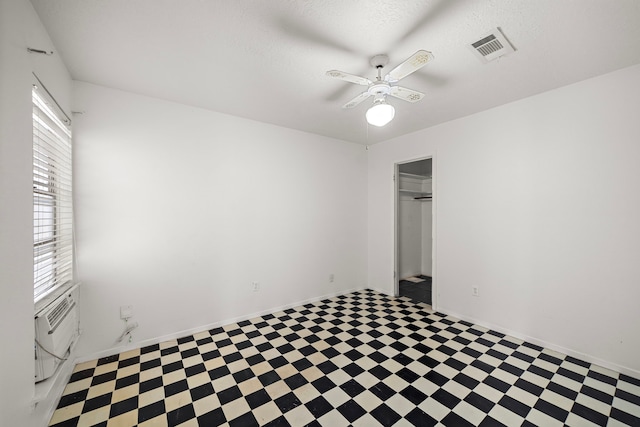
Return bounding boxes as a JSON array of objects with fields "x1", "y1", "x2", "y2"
[{"x1": 399, "y1": 172, "x2": 432, "y2": 181}]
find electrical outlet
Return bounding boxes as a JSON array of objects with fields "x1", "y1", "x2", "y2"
[
  {"x1": 472, "y1": 286, "x2": 479, "y2": 297},
  {"x1": 329, "y1": 274, "x2": 335, "y2": 283},
  {"x1": 120, "y1": 305, "x2": 133, "y2": 319},
  {"x1": 251, "y1": 282, "x2": 260, "y2": 292}
]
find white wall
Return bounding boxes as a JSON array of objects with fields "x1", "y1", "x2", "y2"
[
  {"x1": 0, "y1": 0, "x2": 72, "y2": 425},
  {"x1": 368, "y1": 64, "x2": 640, "y2": 376},
  {"x1": 421, "y1": 179, "x2": 433, "y2": 276},
  {"x1": 398, "y1": 175, "x2": 423, "y2": 279},
  {"x1": 397, "y1": 174, "x2": 433, "y2": 280},
  {"x1": 72, "y1": 82, "x2": 368, "y2": 359}
]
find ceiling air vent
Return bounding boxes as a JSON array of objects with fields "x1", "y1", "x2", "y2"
[{"x1": 469, "y1": 28, "x2": 514, "y2": 63}]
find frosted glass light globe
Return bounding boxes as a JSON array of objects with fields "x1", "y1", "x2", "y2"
[{"x1": 366, "y1": 102, "x2": 395, "y2": 127}]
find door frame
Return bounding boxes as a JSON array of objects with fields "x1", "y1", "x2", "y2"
[{"x1": 394, "y1": 155, "x2": 437, "y2": 310}]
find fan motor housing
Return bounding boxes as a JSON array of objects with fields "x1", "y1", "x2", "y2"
[{"x1": 368, "y1": 81, "x2": 391, "y2": 95}]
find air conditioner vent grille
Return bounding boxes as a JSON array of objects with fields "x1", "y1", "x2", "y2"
[
  {"x1": 469, "y1": 28, "x2": 514, "y2": 63},
  {"x1": 476, "y1": 39, "x2": 504, "y2": 57},
  {"x1": 47, "y1": 298, "x2": 69, "y2": 328}
]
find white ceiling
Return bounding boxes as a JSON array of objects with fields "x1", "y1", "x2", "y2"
[{"x1": 31, "y1": 0, "x2": 640, "y2": 145}]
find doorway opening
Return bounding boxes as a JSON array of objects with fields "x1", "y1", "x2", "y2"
[{"x1": 395, "y1": 157, "x2": 434, "y2": 308}]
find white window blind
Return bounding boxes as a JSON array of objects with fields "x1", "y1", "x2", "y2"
[{"x1": 33, "y1": 83, "x2": 73, "y2": 303}]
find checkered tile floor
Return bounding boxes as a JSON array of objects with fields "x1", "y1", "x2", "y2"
[{"x1": 49, "y1": 290, "x2": 640, "y2": 426}]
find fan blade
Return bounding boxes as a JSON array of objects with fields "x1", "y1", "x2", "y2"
[
  {"x1": 397, "y1": 0, "x2": 459, "y2": 43},
  {"x1": 326, "y1": 70, "x2": 372, "y2": 86},
  {"x1": 385, "y1": 50, "x2": 434, "y2": 82},
  {"x1": 389, "y1": 86, "x2": 425, "y2": 103},
  {"x1": 342, "y1": 92, "x2": 372, "y2": 109},
  {"x1": 277, "y1": 17, "x2": 355, "y2": 54}
]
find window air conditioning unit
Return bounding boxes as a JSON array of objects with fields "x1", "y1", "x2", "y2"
[{"x1": 35, "y1": 287, "x2": 79, "y2": 382}]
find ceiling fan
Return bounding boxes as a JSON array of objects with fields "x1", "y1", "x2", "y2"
[{"x1": 326, "y1": 50, "x2": 434, "y2": 126}]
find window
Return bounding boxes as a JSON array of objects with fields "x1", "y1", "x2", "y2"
[{"x1": 32, "y1": 81, "x2": 73, "y2": 303}]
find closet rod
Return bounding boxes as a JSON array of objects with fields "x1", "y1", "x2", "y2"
[{"x1": 414, "y1": 196, "x2": 432, "y2": 200}]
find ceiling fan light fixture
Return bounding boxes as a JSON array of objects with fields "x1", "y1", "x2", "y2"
[
  {"x1": 366, "y1": 98, "x2": 395, "y2": 127},
  {"x1": 328, "y1": 50, "x2": 432, "y2": 127}
]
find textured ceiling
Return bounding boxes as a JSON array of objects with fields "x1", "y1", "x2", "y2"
[{"x1": 31, "y1": 0, "x2": 640, "y2": 145}]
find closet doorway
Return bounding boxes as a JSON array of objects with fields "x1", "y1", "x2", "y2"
[{"x1": 395, "y1": 157, "x2": 434, "y2": 307}]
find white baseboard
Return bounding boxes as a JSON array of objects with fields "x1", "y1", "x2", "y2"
[
  {"x1": 75, "y1": 286, "x2": 367, "y2": 364},
  {"x1": 437, "y1": 306, "x2": 640, "y2": 380}
]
